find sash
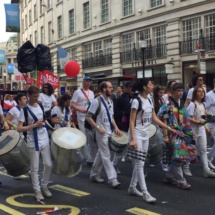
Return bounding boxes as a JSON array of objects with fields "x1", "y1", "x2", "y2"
[
  {"x1": 16, "y1": 106, "x2": 21, "y2": 111},
  {"x1": 100, "y1": 96, "x2": 114, "y2": 132}
]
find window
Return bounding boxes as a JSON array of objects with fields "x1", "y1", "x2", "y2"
[
  {"x1": 122, "y1": 33, "x2": 134, "y2": 51},
  {"x1": 25, "y1": 14, "x2": 28, "y2": 29},
  {"x1": 34, "y1": 30, "x2": 37, "y2": 45},
  {"x1": 153, "y1": 25, "x2": 166, "y2": 45},
  {"x1": 29, "y1": 10, "x2": 32, "y2": 24},
  {"x1": 8, "y1": 59, "x2": 11, "y2": 64},
  {"x1": 123, "y1": 0, "x2": 133, "y2": 16},
  {"x1": 40, "y1": 0, "x2": 44, "y2": 15},
  {"x1": 83, "y1": 2, "x2": 90, "y2": 29},
  {"x1": 136, "y1": 29, "x2": 150, "y2": 47},
  {"x1": 47, "y1": 0, "x2": 52, "y2": 9},
  {"x1": 101, "y1": 0, "x2": 109, "y2": 23},
  {"x1": 94, "y1": 41, "x2": 102, "y2": 57},
  {"x1": 41, "y1": 26, "x2": 44, "y2": 44},
  {"x1": 34, "y1": 4, "x2": 37, "y2": 20},
  {"x1": 57, "y1": 16, "x2": 62, "y2": 39},
  {"x1": 84, "y1": 44, "x2": 92, "y2": 59},
  {"x1": 48, "y1": 21, "x2": 52, "y2": 43},
  {"x1": 71, "y1": 48, "x2": 77, "y2": 60},
  {"x1": 69, "y1": 9, "x2": 75, "y2": 34},
  {"x1": 104, "y1": 39, "x2": 112, "y2": 54},
  {"x1": 182, "y1": 18, "x2": 201, "y2": 41},
  {"x1": 151, "y1": 0, "x2": 162, "y2": 8},
  {"x1": 205, "y1": 14, "x2": 215, "y2": 38}
]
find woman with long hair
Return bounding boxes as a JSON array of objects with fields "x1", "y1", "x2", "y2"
[
  {"x1": 38, "y1": 83, "x2": 57, "y2": 118},
  {"x1": 127, "y1": 78, "x2": 176, "y2": 203},
  {"x1": 51, "y1": 94, "x2": 72, "y2": 129},
  {"x1": 153, "y1": 86, "x2": 165, "y2": 114},
  {"x1": 187, "y1": 86, "x2": 215, "y2": 177}
]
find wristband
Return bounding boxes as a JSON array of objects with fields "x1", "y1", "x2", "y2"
[
  {"x1": 4, "y1": 121, "x2": 8, "y2": 125},
  {"x1": 95, "y1": 125, "x2": 100, "y2": 130},
  {"x1": 163, "y1": 135, "x2": 168, "y2": 138},
  {"x1": 167, "y1": 126, "x2": 171, "y2": 131},
  {"x1": 13, "y1": 124, "x2": 17, "y2": 128}
]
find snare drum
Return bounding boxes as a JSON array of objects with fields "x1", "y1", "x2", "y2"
[
  {"x1": 108, "y1": 132, "x2": 128, "y2": 154},
  {"x1": 51, "y1": 127, "x2": 86, "y2": 177},
  {"x1": 0, "y1": 130, "x2": 30, "y2": 176},
  {"x1": 146, "y1": 124, "x2": 163, "y2": 165}
]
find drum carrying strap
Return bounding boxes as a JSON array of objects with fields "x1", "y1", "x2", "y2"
[
  {"x1": 100, "y1": 96, "x2": 114, "y2": 132},
  {"x1": 26, "y1": 106, "x2": 40, "y2": 151},
  {"x1": 60, "y1": 108, "x2": 69, "y2": 127}
]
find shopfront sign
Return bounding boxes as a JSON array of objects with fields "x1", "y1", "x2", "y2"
[{"x1": 208, "y1": 53, "x2": 215, "y2": 57}]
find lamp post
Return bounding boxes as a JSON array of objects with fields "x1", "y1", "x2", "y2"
[{"x1": 139, "y1": 39, "x2": 147, "y2": 77}]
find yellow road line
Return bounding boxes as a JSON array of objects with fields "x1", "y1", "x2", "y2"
[
  {"x1": 49, "y1": 184, "x2": 90, "y2": 197},
  {"x1": 0, "y1": 170, "x2": 28, "y2": 178},
  {"x1": 0, "y1": 204, "x2": 25, "y2": 215},
  {"x1": 6, "y1": 193, "x2": 80, "y2": 215},
  {"x1": 126, "y1": 207, "x2": 161, "y2": 215}
]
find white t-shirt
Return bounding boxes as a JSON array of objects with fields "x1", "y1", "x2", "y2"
[
  {"x1": 19, "y1": 104, "x2": 49, "y2": 148},
  {"x1": 205, "y1": 90, "x2": 215, "y2": 129},
  {"x1": 8, "y1": 106, "x2": 21, "y2": 125},
  {"x1": 187, "y1": 87, "x2": 207, "y2": 100},
  {"x1": 38, "y1": 93, "x2": 56, "y2": 111},
  {"x1": 129, "y1": 95, "x2": 153, "y2": 140},
  {"x1": 71, "y1": 89, "x2": 94, "y2": 121},
  {"x1": 88, "y1": 95, "x2": 113, "y2": 141},
  {"x1": 4, "y1": 100, "x2": 17, "y2": 107},
  {"x1": 51, "y1": 106, "x2": 71, "y2": 129},
  {"x1": 0, "y1": 105, "x2": 3, "y2": 115},
  {"x1": 162, "y1": 94, "x2": 169, "y2": 103},
  {"x1": 187, "y1": 102, "x2": 205, "y2": 137}
]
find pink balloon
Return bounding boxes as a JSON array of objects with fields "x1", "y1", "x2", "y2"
[{"x1": 64, "y1": 61, "x2": 80, "y2": 77}]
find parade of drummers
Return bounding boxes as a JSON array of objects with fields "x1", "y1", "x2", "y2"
[{"x1": 1, "y1": 0, "x2": 215, "y2": 214}]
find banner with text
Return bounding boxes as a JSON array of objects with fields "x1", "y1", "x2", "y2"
[
  {"x1": 37, "y1": 70, "x2": 59, "y2": 89},
  {"x1": 0, "y1": 50, "x2": 6, "y2": 64}
]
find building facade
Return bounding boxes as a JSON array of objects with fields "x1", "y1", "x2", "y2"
[{"x1": 19, "y1": 0, "x2": 215, "y2": 91}]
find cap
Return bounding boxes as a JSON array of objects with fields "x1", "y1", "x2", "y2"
[
  {"x1": 83, "y1": 76, "x2": 92, "y2": 81},
  {"x1": 124, "y1": 81, "x2": 133, "y2": 88}
]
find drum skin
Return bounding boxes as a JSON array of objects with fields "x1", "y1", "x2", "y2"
[
  {"x1": 0, "y1": 130, "x2": 30, "y2": 176},
  {"x1": 51, "y1": 127, "x2": 86, "y2": 177},
  {"x1": 146, "y1": 125, "x2": 164, "y2": 165}
]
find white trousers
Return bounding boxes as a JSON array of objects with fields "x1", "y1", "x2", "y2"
[
  {"x1": 78, "y1": 119, "x2": 96, "y2": 161},
  {"x1": 90, "y1": 137, "x2": 117, "y2": 181},
  {"x1": 166, "y1": 164, "x2": 186, "y2": 184},
  {"x1": 28, "y1": 144, "x2": 52, "y2": 193},
  {"x1": 207, "y1": 128, "x2": 215, "y2": 163},
  {"x1": 129, "y1": 139, "x2": 148, "y2": 192}
]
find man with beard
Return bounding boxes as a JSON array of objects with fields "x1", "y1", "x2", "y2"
[{"x1": 86, "y1": 81, "x2": 122, "y2": 188}]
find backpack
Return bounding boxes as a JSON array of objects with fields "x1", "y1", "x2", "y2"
[
  {"x1": 131, "y1": 96, "x2": 152, "y2": 126},
  {"x1": 23, "y1": 103, "x2": 45, "y2": 138},
  {"x1": 84, "y1": 97, "x2": 102, "y2": 130}
]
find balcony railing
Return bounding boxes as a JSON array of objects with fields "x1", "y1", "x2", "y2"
[
  {"x1": 180, "y1": 36, "x2": 215, "y2": 54},
  {"x1": 82, "y1": 53, "x2": 112, "y2": 69},
  {"x1": 120, "y1": 44, "x2": 167, "y2": 64}
]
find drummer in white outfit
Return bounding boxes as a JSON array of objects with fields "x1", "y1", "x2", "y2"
[
  {"x1": 86, "y1": 81, "x2": 122, "y2": 188},
  {"x1": 51, "y1": 94, "x2": 72, "y2": 129},
  {"x1": 71, "y1": 76, "x2": 96, "y2": 165},
  {"x1": 128, "y1": 78, "x2": 175, "y2": 203},
  {"x1": 17, "y1": 86, "x2": 52, "y2": 201},
  {"x1": 205, "y1": 79, "x2": 215, "y2": 170}
]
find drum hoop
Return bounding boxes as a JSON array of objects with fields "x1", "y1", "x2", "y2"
[{"x1": 149, "y1": 124, "x2": 157, "y2": 139}]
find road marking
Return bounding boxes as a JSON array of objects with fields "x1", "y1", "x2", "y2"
[
  {"x1": 49, "y1": 184, "x2": 90, "y2": 197},
  {"x1": 6, "y1": 193, "x2": 80, "y2": 215},
  {"x1": 0, "y1": 169, "x2": 28, "y2": 178},
  {"x1": 126, "y1": 207, "x2": 161, "y2": 215},
  {"x1": 0, "y1": 204, "x2": 25, "y2": 215}
]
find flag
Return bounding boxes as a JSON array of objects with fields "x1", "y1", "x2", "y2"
[
  {"x1": 14, "y1": 66, "x2": 25, "y2": 82},
  {"x1": 4, "y1": 4, "x2": 20, "y2": 32},
  {"x1": 0, "y1": 50, "x2": 6, "y2": 65},
  {"x1": 37, "y1": 70, "x2": 59, "y2": 89},
  {"x1": 57, "y1": 46, "x2": 70, "y2": 69}
]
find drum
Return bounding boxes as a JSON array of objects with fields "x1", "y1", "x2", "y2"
[
  {"x1": 146, "y1": 124, "x2": 163, "y2": 165},
  {"x1": 0, "y1": 130, "x2": 30, "y2": 176},
  {"x1": 51, "y1": 127, "x2": 86, "y2": 177},
  {"x1": 108, "y1": 132, "x2": 128, "y2": 154}
]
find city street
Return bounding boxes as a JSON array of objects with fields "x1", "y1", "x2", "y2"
[{"x1": 0, "y1": 160, "x2": 215, "y2": 215}]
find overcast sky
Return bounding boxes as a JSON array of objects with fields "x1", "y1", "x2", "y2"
[{"x1": 0, "y1": 0, "x2": 16, "y2": 42}]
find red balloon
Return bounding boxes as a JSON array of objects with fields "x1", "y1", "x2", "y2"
[{"x1": 64, "y1": 61, "x2": 80, "y2": 77}]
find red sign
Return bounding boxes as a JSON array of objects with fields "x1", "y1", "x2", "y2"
[
  {"x1": 22, "y1": 74, "x2": 35, "y2": 85},
  {"x1": 37, "y1": 70, "x2": 59, "y2": 89}
]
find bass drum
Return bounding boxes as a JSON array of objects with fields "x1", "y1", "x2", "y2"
[
  {"x1": 0, "y1": 130, "x2": 30, "y2": 176},
  {"x1": 51, "y1": 127, "x2": 86, "y2": 177},
  {"x1": 146, "y1": 124, "x2": 164, "y2": 165}
]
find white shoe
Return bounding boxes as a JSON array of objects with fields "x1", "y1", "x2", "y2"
[
  {"x1": 121, "y1": 156, "x2": 125, "y2": 162},
  {"x1": 183, "y1": 167, "x2": 192, "y2": 177},
  {"x1": 128, "y1": 187, "x2": 143, "y2": 197},
  {"x1": 41, "y1": 187, "x2": 52, "y2": 198},
  {"x1": 108, "y1": 179, "x2": 120, "y2": 188},
  {"x1": 208, "y1": 162, "x2": 215, "y2": 170},
  {"x1": 90, "y1": 175, "x2": 105, "y2": 183},
  {"x1": 203, "y1": 169, "x2": 215, "y2": 178},
  {"x1": 143, "y1": 191, "x2": 156, "y2": 203},
  {"x1": 35, "y1": 192, "x2": 44, "y2": 201}
]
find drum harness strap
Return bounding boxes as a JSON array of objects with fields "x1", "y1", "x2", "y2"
[
  {"x1": 60, "y1": 108, "x2": 69, "y2": 127},
  {"x1": 100, "y1": 96, "x2": 114, "y2": 132}
]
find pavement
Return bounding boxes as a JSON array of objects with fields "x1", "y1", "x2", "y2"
[{"x1": 0, "y1": 160, "x2": 215, "y2": 215}]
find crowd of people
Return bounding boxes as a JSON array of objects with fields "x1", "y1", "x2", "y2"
[{"x1": 0, "y1": 74, "x2": 215, "y2": 204}]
